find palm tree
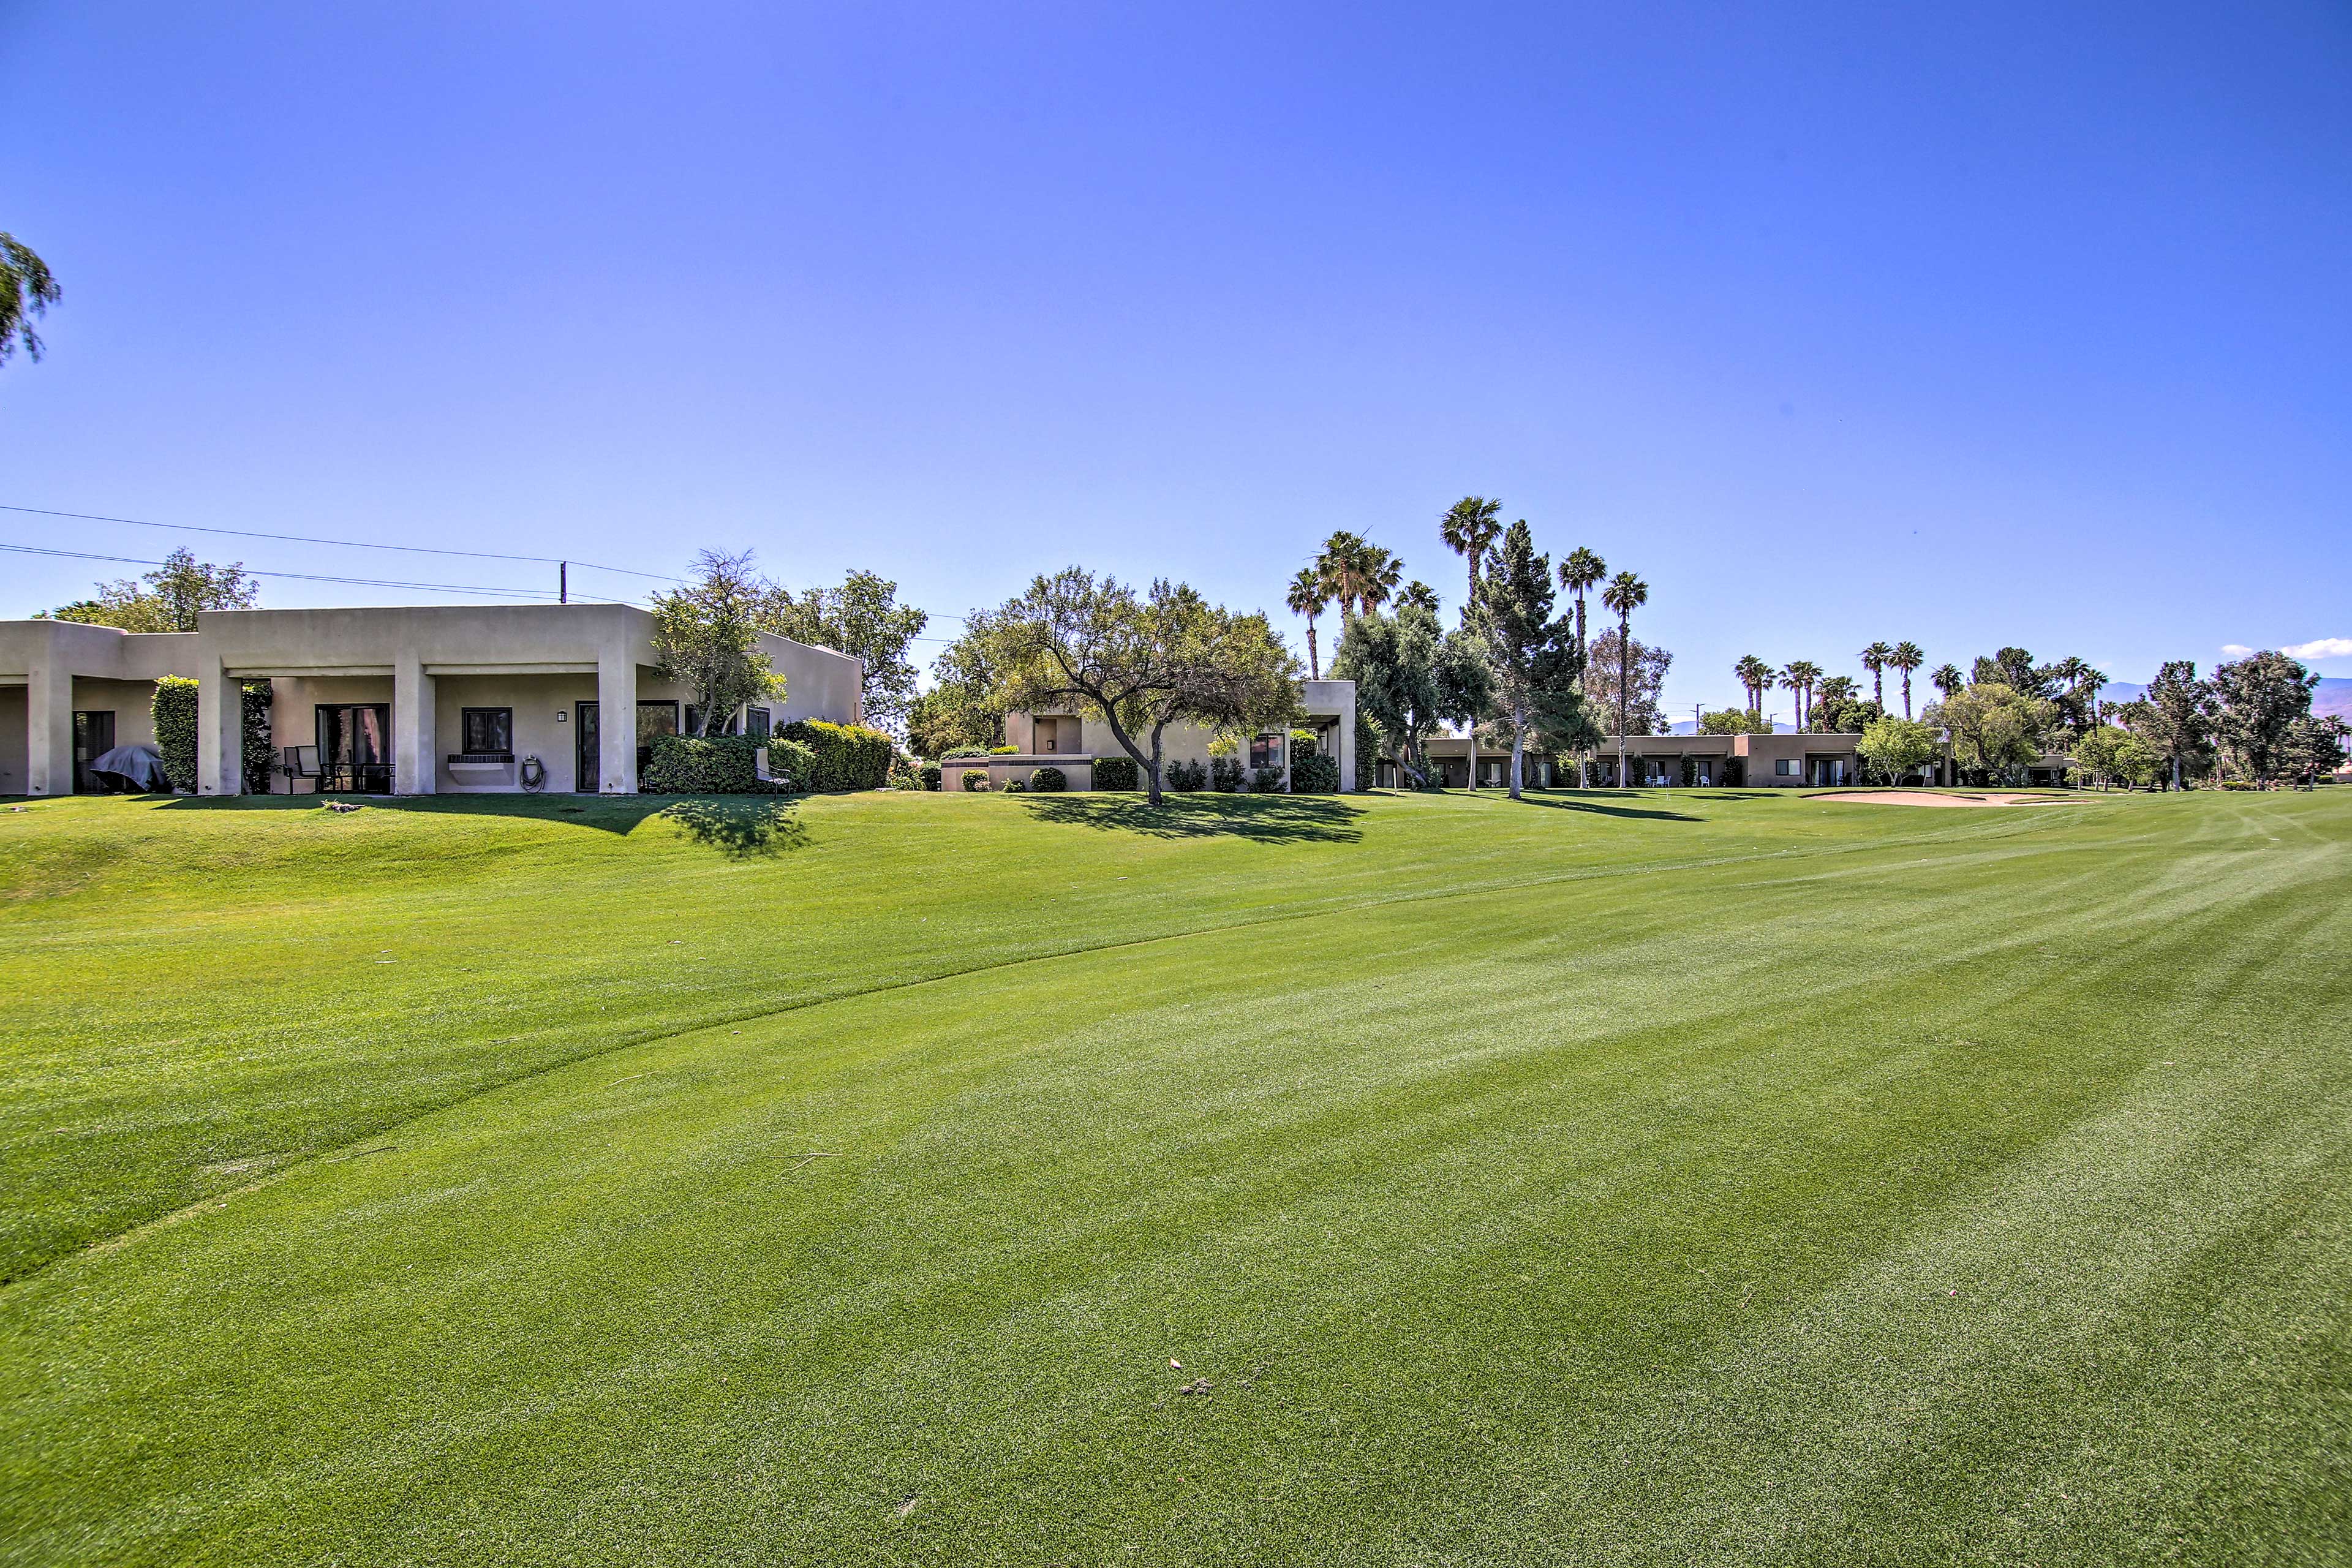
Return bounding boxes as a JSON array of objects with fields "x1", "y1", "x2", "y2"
[
  {"x1": 1734, "y1": 654, "x2": 1773, "y2": 720},
  {"x1": 1890, "y1": 641, "x2": 1924, "y2": 718},
  {"x1": 1357, "y1": 545, "x2": 1403, "y2": 617},
  {"x1": 1439, "y1": 497, "x2": 1504, "y2": 618},
  {"x1": 1860, "y1": 642, "x2": 1893, "y2": 710},
  {"x1": 1931, "y1": 662, "x2": 1965, "y2": 699},
  {"x1": 1602, "y1": 571, "x2": 1648, "y2": 787},
  {"x1": 1781, "y1": 660, "x2": 1823, "y2": 729},
  {"x1": 1398, "y1": 579, "x2": 1439, "y2": 614},
  {"x1": 2049, "y1": 656, "x2": 2107, "y2": 733},
  {"x1": 1318, "y1": 532, "x2": 1373, "y2": 620},
  {"x1": 1558, "y1": 547, "x2": 1606, "y2": 664},
  {"x1": 1287, "y1": 566, "x2": 1330, "y2": 680}
]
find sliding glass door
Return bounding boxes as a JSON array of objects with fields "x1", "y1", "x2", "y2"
[
  {"x1": 315, "y1": 704, "x2": 392, "y2": 793},
  {"x1": 72, "y1": 710, "x2": 116, "y2": 793}
]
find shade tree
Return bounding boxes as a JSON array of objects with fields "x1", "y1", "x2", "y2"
[{"x1": 1468, "y1": 519, "x2": 1583, "y2": 799}]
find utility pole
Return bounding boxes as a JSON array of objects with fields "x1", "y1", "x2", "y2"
[{"x1": 559, "y1": 562, "x2": 568, "y2": 604}]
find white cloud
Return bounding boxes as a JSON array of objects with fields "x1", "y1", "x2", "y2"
[
  {"x1": 2220, "y1": 644, "x2": 2254, "y2": 658},
  {"x1": 2282, "y1": 636, "x2": 2352, "y2": 660}
]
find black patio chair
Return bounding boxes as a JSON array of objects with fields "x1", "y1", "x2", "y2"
[{"x1": 281, "y1": 745, "x2": 322, "y2": 794}]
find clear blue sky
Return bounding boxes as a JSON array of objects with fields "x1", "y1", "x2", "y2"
[{"x1": 4, "y1": 2, "x2": 2348, "y2": 718}]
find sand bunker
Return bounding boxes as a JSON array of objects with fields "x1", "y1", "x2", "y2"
[{"x1": 1811, "y1": 790, "x2": 2077, "y2": 808}]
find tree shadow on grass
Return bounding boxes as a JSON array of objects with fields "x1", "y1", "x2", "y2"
[
  {"x1": 654, "y1": 795, "x2": 811, "y2": 859},
  {"x1": 1517, "y1": 791, "x2": 1700, "y2": 823},
  {"x1": 1015, "y1": 792, "x2": 1363, "y2": 844}
]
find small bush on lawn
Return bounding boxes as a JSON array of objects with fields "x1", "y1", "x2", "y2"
[
  {"x1": 1250, "y1": 764, "x2": 1286, "y2": 793},
  {"x1": 1031, "y1": 766, "x2": 1067, "y2": 792},
  {"x1": 919, "y1": 763, "x2": 943, "y2": 791},
  {"x1": 640, "y1": 735, "x2": 789, "y2": 794},
  {"x1": 778, "y1": 720, "x2": 894, "y2": 791},
  {"x1": 886, "y1": 758, "x2": 925, "y2": 790},
  {"x1": 1091, "y1": 755, "x2": 1139, "y2": 791},
  {"x1": 961, "y1": 769, "x2": 990, "y2": 791},
  {"x1": 1211, "y1": 756, "x2": 1246, "y2": 793},
  {"x1": 1166, "y1": 759, "x2": 1208, "y2": 791},
  {"x1": 1291, "y1": 752, "x2": 1340, "y2": 793},
  {"x1": 1005, "y1": 777, "x2": 1028, "y2": 793},
  {"x1": 151, "y1": 677, "x2": 199, "y2": 792}
]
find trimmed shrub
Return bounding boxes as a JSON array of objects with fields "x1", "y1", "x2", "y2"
[
  {"x1": 941, "y1": 747, "x2": 990, "y2": 762},
  {"x1": 1291, "y1": 752, "x2": 1340, "y2": 793},
  {"x1": 151, "y1": 677, "x2": 198, "y2": 792},
  {"x1": 1250, "y1": 764, "x2": 1286, "y2": 793},
  {"x1": 1005, "y1": 777, "x2": 1028, "y2": 793},
  {"x1": 779, "y1": 720, "x2": 893, "y2": 792},
  {"x1": 1166, "y1": 758, "x2": 1208, "y2": 791},
  {"x1": 1210, "y1": 756, "x2": 1246, "y2": 793},
  {"x1": 1090, "y1": 755, "x2": 1139, "y2": 791},
  {"x1": 640, "y1": 734, "x2": 784, "y2": 794},
  {"x1": 919, "y1": 763, "x2": 943, "y2": 791},
  {"x1": 961, "y1": 768, "x2": 990, "y2": 791},
  {"x1": 1031, "y1": 766, "x2": 1067, "y2": 792},
  {"x1": 241, "y1": 682, "x2": 274, "y2": 794},
  {"x1": 989, "y1": 745, "x2": 1019, "y2": 755}
]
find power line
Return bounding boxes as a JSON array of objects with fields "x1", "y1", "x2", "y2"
[
  {"x1": 0, "y1": 502, "x2": 683, "y2": 582},
  {"x1": 0, "y1": 541, "x2": 645, "y2": 604}
]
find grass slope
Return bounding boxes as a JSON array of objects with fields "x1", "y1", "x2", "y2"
[{"x1": 3, "y1": 788, "x2": 2348, "y2": 1564}]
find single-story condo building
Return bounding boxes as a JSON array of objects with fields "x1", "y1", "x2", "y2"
[
  {"x1": 1384, "y1": 730, "x2": 1882, "y2": 790},
  {"x1": 962, "y1": 679, "x2": 1360, "y2": 791},
  {"x1": 1, "y1": 603, "x2": 863, "y2": 797}
]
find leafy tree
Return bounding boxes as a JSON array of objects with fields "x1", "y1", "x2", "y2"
[
  {"x1": 2118, "y1": 662, "x2": 2214, "y2": 789},
  {"x1": 2210, "y1": 650, "x2": 2321, "y2": 785},
  {"x1": 1333, "y1": 603, "x2": 1487, "y2": 789},
  {"x1": 652, "y1": 551, "x2": 786, "y2": 735},
  {"x1": 1860, "y1": 642, "x2": 1893, "y2": 710},
  {"x1": 1286, "y1": 567, "x2": 1330, "y2": 680},
  {"x1": 1812, "y1": 693, "x2": 1883, "y2": 734},
  {"x1": 2067, "y1": 725, "x2": 2129, "y2": 790},
  {"x1": 1468, "y1": 519, "x2": 1581, "y2": 799},
  {"x1": 1889, "y1": 641, "x2": 1925, "y2": 717},
  {"x1": 1558, "y1": 548, "x2": 1606, "y2": 663},
  {"x1": 1857, "y1": 716, "x2": 1938, "y2": 783},
  {"x1": 1699, "y1": 708, "x2": 1771, "y2": 735},
  {"x1": 913, "y1": 606, "x2": 1013, "y2": 755},
  {"x1": 2280, "y1": 714, "x2": 2350, "y2": 785},
  {"x1": 1973, "y1": 647, "x2": 2058, "y2": 701},
  {"x1": 758, "y1": 569, "x2": 927, "y2": 731},
  {"x1": 1439, "y1": 497, "x2": 1504, "y2": 613},
  {"x1": 1, "y1": 232, "x2": 61, "y2": 366},
  {"x1": 982, "y1": 570, "x2": 1300, "y2": 805},
  {"x1": 1600, "y1": 571, "x2": 1648, "y2": 787},
  {"x1": 41, "y1": 547, "x2": 259, "y2": 631},
  {"x1": 1928, "y1": 682, "x2": 2055, "y2": 783},
  {"x1": 1584, "y1": 627, "x2": 1672, "y2": 741}
]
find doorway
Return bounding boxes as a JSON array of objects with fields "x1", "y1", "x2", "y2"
[
  {"x1": 72, "y1": 710, "x2": 116, "y2": 793},
  {"x1": 315, "y1": 704, "x2": 393, "y2": 792},
  {"x1": 576, "y1": 701, "x2": 599, "y2": 792}
]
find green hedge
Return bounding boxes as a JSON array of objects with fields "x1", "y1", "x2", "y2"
[
  {"x1": 1091, "y1": 755, "x2": 1138, "y2": 791},
  {"x1": 918, "y1": 763, "x2": 942, "y2": 791},
  {"x1": 641, "y1": 735, "x2": 775, "y2": 794},
  {"x1": 778, "y1": 720, "x2": 894, "y2": 792},
  {"x1": 1031, "y1": 765, "x2": 1067, "y2": 792},
  {"x1": 1291, "y1": 752, "x2": 1340, "y2": 793},
  {"x1": 152, "y1": 677, "x2": 198, "y2": 793},
  {"x1": 960, "y1": 767, "x2": 989, "y2": 791},
  {"x1": 241, "y1": 682, "x2": 274, "y2": 794}
]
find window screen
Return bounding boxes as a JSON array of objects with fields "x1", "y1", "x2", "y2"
[{"x1": 461, "y1": 708, "x2": 513, "y2": 754}]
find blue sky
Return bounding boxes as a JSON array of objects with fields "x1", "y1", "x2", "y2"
[{"x1": 4, "y1": 2, "x2": 2347, "y2": 719}]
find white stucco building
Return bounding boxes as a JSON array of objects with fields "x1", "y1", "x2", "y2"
[{"x1": 1, "y1": 603, "x2": 863, "y2": 797}]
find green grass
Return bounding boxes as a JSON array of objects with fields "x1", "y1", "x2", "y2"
[{"x1": 2, "y1": 786, "x2": 2348, "y2": 1564}]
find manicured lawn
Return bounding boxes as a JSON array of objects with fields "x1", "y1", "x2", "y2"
[{"x1": 3, "y1": 787, "x2": 2348, "y2": 1564}]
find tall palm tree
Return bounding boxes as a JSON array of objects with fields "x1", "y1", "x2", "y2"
[
  {"x1": 1602, "y1": 571, "x2": 1648, "y2": 787},
  {"x1": 1860, "y1": 642, "x2": 1893, "y2": 710},
  {"x1": 1734, "y1": 654, "x2": 1773, "y2": 720},
  {"x1": 1890, "y1": 641, "x2": 1924, "y2": 718},
  {"x1": 2049, "y1": 656, "x2": 2107, "y2": 732},
  {"x1": 1357, "y1": 545, "x2": 1403, "y2": 617},
  {"x1": 1931, "y1": 662, "x2": 1965, "y2": 699},
  {"x1": 1398, "y1": 579, "x2": 1439, "y2": 614},
  {"x1": 1558, "y1": 548, "x2": 1605, "y2": 662},
  {"x1": 1318, "y1": 531, "x2": 1372, "y2": 620},
  {"x1": 1286, "y1": 565, "x2": 1330, "y2": 680},
  {"x1": 1781, "y1": 660, "x2": 1823, "y2": 729},
  {"x1": 1439, "y1": 497, "x2": 1504, "y2": 618}
]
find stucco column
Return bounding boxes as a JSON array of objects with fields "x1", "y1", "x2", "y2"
[
  {"x1": 197, "y1": 653, "x2": 242, "y2": 796},
  {"x1": 1338, "y1": 710, "x2": 1357, "y2": 792},
  {"x1": 25, "y1": 660, "x2": 73, "y2": 796},
  {"x1": 393, "y1": 651, "x2": 437, "y2": 796},
  {"x1": 598, "y1": 645, "x2": 637, "y2": 793}
]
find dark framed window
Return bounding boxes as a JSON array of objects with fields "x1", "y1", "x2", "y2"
[
  {"x1": 1250, "y1": 733, "x2": 1281, "y2": 769},
  {"x1": 745, "y1": 707, "x2": 771, "y2": 740},
  {"x1": 460, "y1": 707, "x2": 513, "y2": 755}
]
